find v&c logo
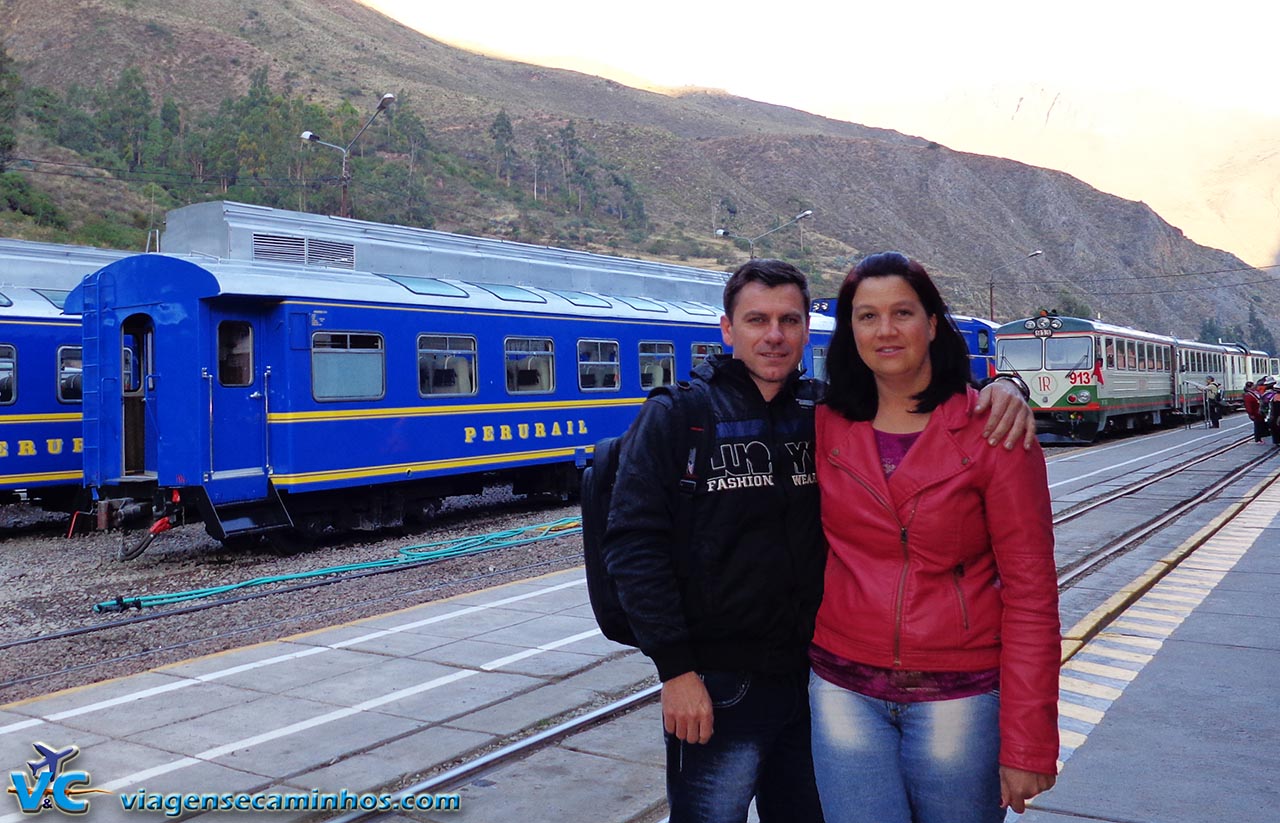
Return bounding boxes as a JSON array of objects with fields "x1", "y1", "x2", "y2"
[{"x1": 6, "y1": 742, "x2": 109, "y2": 815}]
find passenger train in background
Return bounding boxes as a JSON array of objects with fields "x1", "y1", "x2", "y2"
[
  {"x1": 995, "y1": 312, "x2": 1280, "y2": 443},
  {"x1": 0, "y1": 240, "x2": 130, "y2": 509},
  {"x1": 60, "y1": 202, "x2": 833, "y2": 547},
  {"x1": 811, "y1": 297, "x2": 998, "y2": 384}
]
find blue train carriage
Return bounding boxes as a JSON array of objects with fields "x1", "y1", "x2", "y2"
[
  {"x1": 995, "y1": 313, "x2": 1183, "y2": 442},
  {"x1": 0, "y1": 239, "x2": 130, "y2": 509},
  {"x1": 0, "y1": 287, "x2": 87, "y2": 508},
  {"x1": 950, "y1": 314, "x2": 999, "y2": 383},
  {"x1": 805, "y1": 312, "x2": 833, "y2": 381},
  {"x1": 65, "y1": 253, "x2": 747, "y2": 543}
]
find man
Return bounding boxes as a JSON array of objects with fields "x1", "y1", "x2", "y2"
[
  {"x1": 603, "y1": 259, "x2": 1033, "y2": 823},
  {"x1": 1204, "y1": 376, "x2": 1223, "y2": 427}
]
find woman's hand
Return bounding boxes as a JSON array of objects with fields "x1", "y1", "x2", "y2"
[{"x1": 1000, "y1": 765, "x2": 1056, "y2": 813}]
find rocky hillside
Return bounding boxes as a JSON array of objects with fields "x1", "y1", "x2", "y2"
[{"x1": 1, "y1": 0, "x2": 1275, "y2": 342}]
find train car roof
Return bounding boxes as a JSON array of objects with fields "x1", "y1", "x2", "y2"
[
  {"x1": 996, "y1": 314, "x2": 1176, "y2": 344},
  {"x1": 1172, "y1": 337, "x2": 1236, "y2": 353},
  {"x1": 950, "y1": 314, "x2": 999, "y2": 330},
  {"x1": 0, "y1": 285, "x2": 79, "y2": 319},
  {"x1": 66, "y1": 253, "x2": 733, "y2": 325},
  {"x1": 0, "y1": 238, "x2": 132, "y2": 289},
  {"x1": 161, "y1": 201, "x2": 729, "y2": 305},
  {"x1": 67, "y1": 253, "x2": 840, "y2": 332}
]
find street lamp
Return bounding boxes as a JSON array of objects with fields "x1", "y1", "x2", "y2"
[
  {"x1": 716, "y1": 209, "x2": 814, "y2": 258},
  {"x1": 300, "y1": 92, "x2": 396, "y2": 218},
  {"x1": 988, "y1": 249, "x2": 1043, "y2": 321}
]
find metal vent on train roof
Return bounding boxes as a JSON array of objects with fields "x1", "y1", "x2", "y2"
[{"x1": 250, "y1": 233, "x2": 356, "y2": 269}]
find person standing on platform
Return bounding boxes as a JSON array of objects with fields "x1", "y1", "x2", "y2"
[
  {"x1": 1263, "y1": 377, "x2": 1280, "y2": 446},
  {"x1": 808, "y1": 252, "x2": 1060, "y2": 823},
  {"x1": 603, "y1": 258, "x2": 1036, "y2": 823},
  {"x1": 1244, "y1": 381, "x2": 1266, "y2": 443},
  {"x1": 1205, "y1": 376, "x2": 1223, "y2": 428}
]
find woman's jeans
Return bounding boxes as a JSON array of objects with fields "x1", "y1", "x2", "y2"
[
  {"x1": 809, "y1": 672, "x2": 1003, "y2": 823},
  {"x1": 666, "y1": 668, "x2": 824, "y2": 823}
]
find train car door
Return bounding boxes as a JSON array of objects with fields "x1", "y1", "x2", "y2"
[
  {"x1": 122, "y1": 316, "x2": 156, "y2": 477},
  {"x1": 205, "y1": 313, "x2": 269, "y2": 504}
]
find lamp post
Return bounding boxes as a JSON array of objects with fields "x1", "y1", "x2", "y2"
[
  {"x1": 987, "y1": 249, "x2": 1043, "y2": 321},
  {"x1": 300, "y1": 92, "x2": 395, "y2": 218},
  {"x1": 716, "y1": 209, "x2": 813, "y2": 258}
]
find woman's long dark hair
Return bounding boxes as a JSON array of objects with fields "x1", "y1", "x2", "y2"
[{"x1": 824, "y1": 252, "x2": 972, "y2": 421}]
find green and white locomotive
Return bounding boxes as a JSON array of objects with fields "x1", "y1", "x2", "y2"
[{"x1": 995, "y1": 312, "x2": 1272, "y2": 443}]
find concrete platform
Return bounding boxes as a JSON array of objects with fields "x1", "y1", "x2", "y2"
[
  {"x1": 0, "y1": 569, "x2": 649, "y2": 823},
  {"x1": 1022, "y1": 470, "x2": 1280, "y2": 822}
]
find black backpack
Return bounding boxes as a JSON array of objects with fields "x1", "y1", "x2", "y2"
[{"x1": 580, "y1": 381, "x2": 710, "y2": 646}]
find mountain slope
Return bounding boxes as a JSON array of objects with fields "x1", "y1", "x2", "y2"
[{"x1": 1, "y1": 0, "x2": 1275, "y2": 340}]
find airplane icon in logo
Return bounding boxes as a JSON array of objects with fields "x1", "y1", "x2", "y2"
[{"x1": 26, "y1": 742, "x2": 79, "y2": 777}]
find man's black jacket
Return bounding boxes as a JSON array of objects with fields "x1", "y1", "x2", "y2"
[{"x1": 602, "y1": 355, "x2": 825, "y2": 681}]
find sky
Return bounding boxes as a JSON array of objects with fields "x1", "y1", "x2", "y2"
[{"x1": 360, "y1": 1, "x2": 1280, "y2": 124}]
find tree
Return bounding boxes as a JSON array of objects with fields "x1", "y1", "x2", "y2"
[
  {"x1": 1199, "y1": 317, "x2": 1223, "y2": 344},
  {"x1": 1055, "y1": 290, "x2": 1092, "y2": 320},
  {"x1": 533, "y1": 134, "x2": 556, "y2": 201},
  {"x1": 99, "y1": 67, "x2": 154, "y2": 170},
  {"x1": 1247, "y1": 304, "x2": 1276, "y2": 353},
  {"x1": 488, "y1": 110, "x2": 516, "y2": 186}
]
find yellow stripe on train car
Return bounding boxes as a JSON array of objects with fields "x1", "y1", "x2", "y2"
[
  {"x1": 267, "y1": 397, "x2": 644, "y2": 424},
  {"x1": 270, "y1": 446, "x2": 581, "y2": 487}
]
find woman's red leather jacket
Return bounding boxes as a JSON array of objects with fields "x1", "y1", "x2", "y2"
[{"x1": 814, "y1": 388, "x2": 1060, "y2": 774}]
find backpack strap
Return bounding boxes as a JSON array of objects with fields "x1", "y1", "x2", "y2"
[{"x1": 647, "y1": 380, "x2": 714, "y2": 571}]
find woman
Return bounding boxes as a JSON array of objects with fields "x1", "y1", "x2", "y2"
[{"x1": 809, "y1": 252, "x2": 1060, "y2": 823}]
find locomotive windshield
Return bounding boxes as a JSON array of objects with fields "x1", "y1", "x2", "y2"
[
  {"x1": 996, "y1": 338, "x2": 1042, "y2": 371},
  {"x1": 1045, "y1": 336, "x2": 1093, "y2": 371}
]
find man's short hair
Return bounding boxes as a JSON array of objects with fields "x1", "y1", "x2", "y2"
[{"x1": 723, "y1": 259, "x2": 810, "y2": 319}]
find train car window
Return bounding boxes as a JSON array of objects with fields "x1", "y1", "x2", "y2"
[
  {"x1": 377, "y1": 274, "x2": 469, "y2": 298},
  {"x1": 1125, "y1": 340, "x2": 1137, "y2": 371},
  {"x1": 0, "y1": 294, "x2": 11, "y2": 308},
  {"x1": 547, "y1": 289, "x2": 611, "y2": 309},
  {"x1": 0, "y1": 345, "x2": 14, "y2": 404},
  {"x1": 57, "y1": 346, "x2": 83, "y2": 403},
  {"x1": 505, "y1": 337, "x2": 555, "y2": 394},
  {"x1": 811, "y1": 346, "x2": 829, "y2": 382},
  {"x1": 1137, "y1": 344, "x2": 1147, "y2": 371},
  {"x1": 670, "y1": 301, "x2": 718, "y2": 317},
  {"x1": 639, "y1": 341, "x2": 675, "y2": 389},
  {"x1": 1105, "y1": 338, "x2": 1116, "y2": 369},
  {"x1": 691, "y1": 343, "x2": 723, "y2": 369},
  {"x1": 470, "y1": 283, "x2": 547, "y2": 304},
  {"x1": 122, "y1": 344, "x2": 141, "y2": 394},
  {"x1": 578, "y1": 339, "x2": 621, "y2": 392},
  {"x1": 312, "y1": 332, "x2": 385, "y2": 401},
  {"x1": 218, "y1": 322, "x2": 253, "y2": 387},
  {"x1": 996, "y1": 338, "x2": 1042, "y2": 371},
  {"x1": 34, "y1": 289, "x2": 71, "y2": 309},
  {"x1": 975, "y1": 330, "x2": 992, "y2": 356},
  {"x1": 418, "y1": 335, "x2": 477, "y2": 397},
  {"x1": 614, "y1": 295, "x2": 667, "y2": 313}
]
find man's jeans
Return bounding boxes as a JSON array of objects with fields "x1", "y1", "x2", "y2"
[
  {"x1": 809, "y1": 672, "x2": 1003, "y2": 823},
  {"x1": 666, "y1": 669, "x2": 824, "y2": 823}
]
